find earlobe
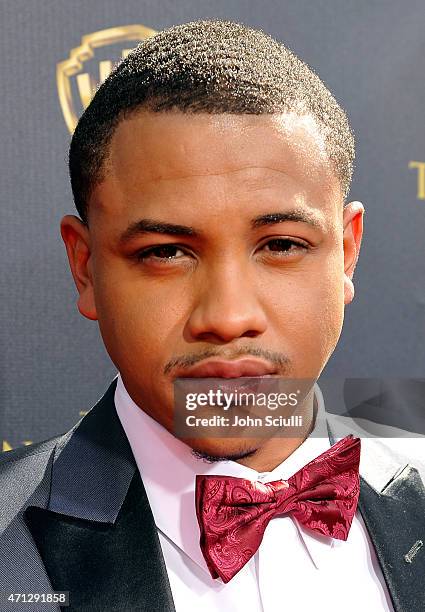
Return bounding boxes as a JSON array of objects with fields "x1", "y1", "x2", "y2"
[
  {"x1": 60, "y1": 215, "x2": 98, "y2": 321},
  {"x1": 344, "y1": 276, "x2": 355, "y2": 304},
  {"x1": 342, "y1": 201, "x2": 364, "y2": 305},
  {"x1": 77, "y1": 288, "x2": 98, "y2": 321}
]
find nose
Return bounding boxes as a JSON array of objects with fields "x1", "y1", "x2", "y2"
[{"x1": 185, "y1": 260, "x2": 268, "y2": 343}]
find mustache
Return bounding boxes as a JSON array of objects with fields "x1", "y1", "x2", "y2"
[{"x1": 163, "y1": 346, "x2": 291, "y2": 375}]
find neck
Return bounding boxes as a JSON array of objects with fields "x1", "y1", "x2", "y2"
[
  {"x1": 234, "y1": 398, "x2": 316, "y2": 472},
  {"x1": 189, "y1": 392, "x2": 317, "y2": 472}
]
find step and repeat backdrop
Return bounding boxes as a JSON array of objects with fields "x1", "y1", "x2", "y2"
[{"x1": 1, "y1": 1, "x2": 424, "y2": 450}]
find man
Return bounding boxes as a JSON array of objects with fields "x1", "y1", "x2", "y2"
[{"x1": 1, "y1": 19, "x2": 424, "y2": 612}]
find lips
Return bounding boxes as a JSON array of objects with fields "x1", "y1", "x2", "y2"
[{"x1": 178, "y1": 358, "x2": 277, "y2": 379}]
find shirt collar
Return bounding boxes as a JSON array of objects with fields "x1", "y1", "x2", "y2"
[{"x1": 114, "y1": 373, "x2": 335, "y2": 575}]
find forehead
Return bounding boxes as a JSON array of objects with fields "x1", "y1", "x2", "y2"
[{"x1": 90, "y1": 110, "x2": 342, "y2": 225}]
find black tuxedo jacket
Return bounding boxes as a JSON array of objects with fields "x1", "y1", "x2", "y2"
[{"x1": 1, "y1": 378, "x2": 425, "y2": 611}]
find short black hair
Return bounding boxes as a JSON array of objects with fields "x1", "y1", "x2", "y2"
[{"x1": 69, "y1": 19, "x2": 355, "y2": 224}]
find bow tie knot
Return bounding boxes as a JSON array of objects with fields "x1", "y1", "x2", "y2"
[{"x1": 195, "y1": 435, "x2": 361, "y2": 583}]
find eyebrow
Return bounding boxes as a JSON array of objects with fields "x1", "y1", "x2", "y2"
[
  {"x1": 118, "y1": 210, "x2": 324, "y2": 244},
  {"x1": 251, "y1": 211, "x2": 323, "y2": 230}
]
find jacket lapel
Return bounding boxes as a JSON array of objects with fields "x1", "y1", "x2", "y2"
[
  {"x1": 23, "y1": 379, "x2": 175, "y2": 612},
  {"x1": 5, "y1": 383, "x2": 425, "y2": 611},
  {"x1": 327, "y1": 417, "x2": 425, "y2": 612},
  {"x1": 358, "y1": 468, "x2": 425, "y2": 612},
  {"x1": 0, "y1": 440, "x2": 60, "y2": 612}
]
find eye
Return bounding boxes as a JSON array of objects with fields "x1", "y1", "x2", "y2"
[
  {"x1": 260, "y1": 237, "x2": 309, "y2": 256},
  {"x1": 135, "y1": 244, "x2": 188, "y2": 263}
]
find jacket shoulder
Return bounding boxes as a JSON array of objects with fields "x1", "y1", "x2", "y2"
[
  {"x1": 0, "y1": 435, "x2": 65, "y2": 526},
  {"x1": 0, "y1": 435, "x2": 62, "y2": 469},
  {"x1": 328, "y1": 412, "x2": 425, "y2": 486}
]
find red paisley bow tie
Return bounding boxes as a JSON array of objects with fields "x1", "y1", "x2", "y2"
[{"x1": 195, "y1": 434, "x2": 361, "y2": 583}]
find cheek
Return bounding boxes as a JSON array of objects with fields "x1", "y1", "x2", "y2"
[
  {"x1": 264, "y1": 258, "x2": 345, "y2": 361},
  {"x1": 92, "y1": 272, "x2": 190, "y2": 373},
  {"x1": 317, "y1": 281, "x2": 345, "y2": 349},
  {"x1": 306, "y1": 259, "x2": 345, "y2": 359}
]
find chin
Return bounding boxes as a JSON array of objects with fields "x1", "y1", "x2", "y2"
[{"x1": 184, "y1": 437, "x2": 261, "y2": 462}]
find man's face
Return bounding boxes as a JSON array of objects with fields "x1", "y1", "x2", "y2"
[{"x1": 61, "y1": 111, "x2": 363, "y2": 458}]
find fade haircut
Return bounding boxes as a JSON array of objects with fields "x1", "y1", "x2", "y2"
[{"x1": 69, "y1": 19, "x2": 355, "y2": 224}]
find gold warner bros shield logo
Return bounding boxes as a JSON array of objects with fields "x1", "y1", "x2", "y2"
[{"x1": 57, "y1": 25, "x2": 157, "y2": 134}]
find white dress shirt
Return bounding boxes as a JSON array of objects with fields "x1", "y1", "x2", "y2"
[{"x1": 114, "y1": 373, "x2": 394, "y2": 612}]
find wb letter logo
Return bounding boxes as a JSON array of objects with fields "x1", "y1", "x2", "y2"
[{"x1": 57, "y1": 25, "x2": 157, "y2": 133}]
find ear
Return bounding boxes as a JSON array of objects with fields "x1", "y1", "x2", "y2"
[
  {"x1": 343, "y1": 201, "x2": 364, "y2": 305},
  {"x1": 60, "y1": 215, "x2": 98, "y2": 320}
]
